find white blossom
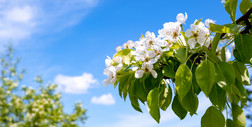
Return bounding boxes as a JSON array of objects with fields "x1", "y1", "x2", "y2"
[
  {"x1": 116, "y1": 46, "x2": 122, "y2": 52},
  {"x1": 205, "y1": 19, "x2": 216, "y2": 27},
  {"x1": 185, "y1": 20, "x2": 210, "y2": 48},
  {"x1": 176, "y1": 12, "x2": 188, "y2": 24},
  {"x1": 123, "y1": 40, "x2": 134, "y2": 49}
]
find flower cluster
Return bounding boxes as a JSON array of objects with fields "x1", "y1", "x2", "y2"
[{"x1": 104, "y1": 13, "x2": 231, "y2": 85}]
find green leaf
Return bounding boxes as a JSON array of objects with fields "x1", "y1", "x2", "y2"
[
  {"x1": 118, "y1": 74, "x2": 130, "y2": 98},
  {"x1": 226, "y1": 119, "x2": 236, "y2": 127},
  {"x1": 201, "y1": 106, "x2": 225, "y2": 127},
  {"x1": 224, "y1": 0, "x2": 238, "y2": 23},
  {"x1": 195, "y1": 60, "x2": 215, "y2": 96},
  {"x1": 175, "y1": 64, "x2": 192, "y2": 100},
  {"x1": 133, "y1": 79, "x2": 148, "y2": 102},
  {"x1": 180, "y1": 88, "x2": 199, "y2": 115},
  {"x1": 147, "y1": 88, "x2": 160, "y2": 123},
  {"x1": 192, "y1": 64, "x2": 201, "y2": 95},
  {"x1": 175, "y1": 48, "x2": 187, "y2": 63},
  {"x1": 211, "y1": 33, "x2": 221, "y2": 53},
  {"x1": 221, "y1": 47, "x2": 226, "y2": 62},
  {"x1": 209, "y1": 84, "x2": 226, "y2": 111},
  {"x1": 129, "y1": 94, "x2": 142, "y2": 113},
  {"x1": 232, "y1": 80, "x2": 247, "y2": 107},
  {"x1": 113, "y1": 49, "x2": 133, "y2": 65},
  {"x1": 234, "y1": 34, "x2": 252, "y2": 64},
  {"x1": 195, "y1": 18, "x2": 203, "y2": 25},
  {"x1": 215, "y1": 62, "x2": 235, "y2": 92},
  {"x1": 144, "y1": 75, "x2": 154, "y2": 93},
  {"x1": 232, "y1": 61, "x2": 250, "y2": 85},
  {"x1": 159, "y1": 85, "x2": 172, "y2": 111},
  {"x1": 128, "y1": 80, "x2": 142, "y2": 113},
  {"x1": 172, "y1": 95, "x2": 187, "y2": 120},
  {"x1": 232, "y1": 103, "x2": 246, "y2": 127},
  {"x1": 162, "y1": 60, "x2": 175, "y2": 78},
  {"x1": 209, "y1": 23, "x2": 239, "y2": 34},
  {"x1": 240, "y1": 0, "x2": 252, "y2": 15}
]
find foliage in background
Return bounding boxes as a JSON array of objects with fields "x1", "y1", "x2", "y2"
[
  {"x1": 0, "y1": 47, "x2": 87, "y2": 127},
  {"x1": 104, "y1": 0, "x2": 252, "y2": 126}
]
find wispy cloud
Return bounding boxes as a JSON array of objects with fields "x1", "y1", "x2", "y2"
[
  {"x1": 54, "y1": 72, "x2": 98, "y2": 94},
  {"x1": 0, "y1": 0, "x2": 99, "y2": 43},
  {"x1": 91, "y1": 93, "x2": 116, "y2": 105}
]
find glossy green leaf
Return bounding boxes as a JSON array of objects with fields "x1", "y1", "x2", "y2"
[
  {"x1": 195, "y1": 18, "x2": 203, "y2": 25},
  {"x1": 191, "y1": 64, "x2": 201, "y2": 95},
  {"x1": 129, "y1": 94, "x2": 142, "y2": 113},
  {"x1": 201, "y1": 106, "x2": 225, "y2": 127},
  {"x1": 133, "y1": 79, "x2": 148, "y2": 102},
  {"x1": 159, "y1": 85, "x2": 172, "y2": 111},
  {"x1": 211, "y1": 33, "x2": 221, "y2": 53},
  {"x1": 209, "y1": 23, "x2": 239, "y2": 34},
  {"x1": 175, "y1": 48, "x2": 187, "y2": 63},
  {"x1": 232, "y1": 80, "x2": 247, "y2": 107},
  {"x1": 240, "y1": 0, "x2": 252, "y2": 14},
  {"x1": 232, "y1": 103, "x2": 246, "y2": 127},
  {"x1": 209, "y1": 84, "x2": 226, "y2": 111},
  {"x1": 195, "y1": 60, "x2": 215, "y2": 96},
  {"x1": 147, "y1": 88, "x2": 160, "y2": 123},
  {"x1": 234, "y1": 34, "x2": 252, "y2": 64},
  {"x1": 232, "y1": 61, "x2": 250, "y2": 85},
  {"x1": 215, "y1": 62, "x2": 235, "y2": 92},
  {"x1": 224, "y1": 0, "x2": 238, "y2": 23},
  {"x1": 221, "y1": 47, "x2": 226, "y2": 62},
  {"x1": 226, "y1": 119, "x2": 236, "y2": 127},
  {"x1": 162, "y1": 60, "x2": 175, "y2": 78},
  {"x1": 118, "y1": 74, "x2": 130, "y2": 98},
  {"x1": 113, "y1": 49, "x2": 133, "y2": 64},
  {"x1": 175, "y1": 64, "x2": 192, "y2": 100},
  {"x1": 180, "y1": 89, "x2": 199, "y2": 115},
  {"x1": 172, "y1": 95, "x2": 187, "y2": 120}
]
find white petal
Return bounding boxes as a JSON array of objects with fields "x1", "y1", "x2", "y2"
[
  {"x1": 146, "y1": 62, "x2": 153, "y2": 71},
  {"x1": 185, "y1": 29, "x2": 192, "y2": 37},
  {"x1": 188, "y1": 38, "x2": 196, "y2": 49},
  {"x1": 116, "y1": 46, "x2": 122, "y2": 52},
  {"x1": 105, "y1": 56, "x2": 112, "y2": 67},
  {"x1": 135, "y1": 70, "x2": 145, "y2": 78},
  {"x1": 132, "y1": 67, "x2": 138, "y2": 71},
  {"x1": 104, "y1": 79, "x2": 110, "y2": 86},
  {"x1": 151, "y1": 70, "x2": 157, "y2": 78},
  {"x1": 176, "y1": 12, "x2": 188, "y2": 24}
]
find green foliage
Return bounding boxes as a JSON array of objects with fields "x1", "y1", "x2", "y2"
[
  {"x1": 195, "y1": 60, "x2": 215, "y2": 96},
  {"x1": 106, "y1": 1, "x2": 252, "y2": 126},
  {"x1": 147, "y1": 88, "x2": 160, "y2": 123},
  {"x1": 201, "y1": 106, "x2": 225, "y2": 127},
  {"x1": 0, "y1": 47, "x2": 87, "y2": 127},
  {"x1": 175, "y1": 64, "x2": 192, "y2": 100}
]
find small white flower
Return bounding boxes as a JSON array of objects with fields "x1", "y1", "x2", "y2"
[
  {"x1": 205, "y1": 19, "x2": 216, "y2": 27},
  {"x1": 221, "y1": 0, "x2": 225, "y2": 3},
  {"x1": 116, "y1": 46, "x2": 122, "y2": 52},
  {"x1": 123, "y1": 40, "x2": 134, "y2": 49},
  {"x1": 105, "y1": 56, "x2": 112, "y2": 67},
  {"x1": 176, "y1": 12, "x2": 188, "y2": 24},
  {"x1": 135, "y1": 70, "x2": 145, "y2": 78}
]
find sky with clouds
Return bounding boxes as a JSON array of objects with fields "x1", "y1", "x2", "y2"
[{"x1": 0, "y1": 0, "x2": 251, "y2": 126}]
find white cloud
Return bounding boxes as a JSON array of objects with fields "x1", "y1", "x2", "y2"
[
  {"x1": 54, "y1": 72, "x2": 97, "y2": 94},
  {"x1": 0, "y1": 0, "x2": 99, "y2": 43},
  {"x1": 91, "y1": 93, "x2": 115, "y2": 105}
]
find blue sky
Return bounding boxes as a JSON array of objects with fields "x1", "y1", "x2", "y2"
[{"x1": 0, "y1": 0, "x2": 251, "y2": 127}]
